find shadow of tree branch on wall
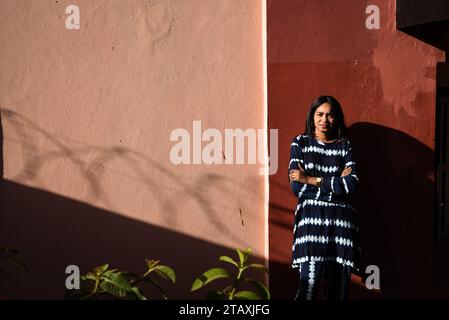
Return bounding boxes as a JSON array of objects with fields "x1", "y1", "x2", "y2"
[
  {"x1": 0, "y1": 109, "x2": 266, "y2": 299},
  {"x1": 1, "y1": 109, "x2": 262, "y2": 248}
]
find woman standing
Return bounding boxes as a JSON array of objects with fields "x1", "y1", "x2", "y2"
[{"x1": 288, "y1": 95, "x2": 360, "y2": 300}]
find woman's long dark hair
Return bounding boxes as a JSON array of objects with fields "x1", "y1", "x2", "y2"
[{"x1": 304, "y1": 95, "x2": 347, "y2": 140}]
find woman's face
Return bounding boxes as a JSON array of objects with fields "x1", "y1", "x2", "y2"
[{"x1": 313, "y1": 102, "x2": 335, "y2": 136}]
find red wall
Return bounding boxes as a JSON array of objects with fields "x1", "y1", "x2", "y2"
[{"x1": 268, "y1": 0, "x2": 446, "y2": 299}]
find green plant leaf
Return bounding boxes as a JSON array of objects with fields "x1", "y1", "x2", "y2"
[
  {"x1": 130, "y1": 286, "x2": 147, "y2": 300},
  {"x1": 145, "y1": 259, "x2": 160, "y2": 269},
  {"x1": 236, "y1": 248, "x2": 252, "y2": 266},
  {"x1": 233, "y1": 290, "x2": 260, "y2": 300},
  {"x1": 153, "y1": 265, "x2": 176, "y2": 283},
  {"x1": 236, "y1": 249, "x2": 245, "y2": 267},
  {"x1": 95, "y1": 264, "x2": 109, "y2": 275},
  {"x1": 244, "y1": 279, "x2": 270, "y2": 300},
  {"x1": 222, "y1": 284, "x2": 233, "y2": 294},
  {"x1": 241, "y1": 263, "x2": 268, "y2": 273},
  {"x1": 219, "y1": 256, "x2": 239, "y2": 268},
  {"x1": 83, "y1": 273, "x2": 97, "y2": 281},
  {"x1": 191, "y1": 267, "x2": 231, "y2": 291},
  {"x1": 99, "y1": 281, "x2": 127, "y2": 298},
  {"x1": 249, "y1": 263, "x2": 267, "y2": 270},
  {"x1": 99, "y1": 271, "x2": 133, "y2": 298},
  {"x1": 103, "y1": 269, "x2": 120, "y2": 278}
]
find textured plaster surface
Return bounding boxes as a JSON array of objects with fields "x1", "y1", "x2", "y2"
[{"x1": 0, "y1": 0, "x2": 265, "y2": 298}]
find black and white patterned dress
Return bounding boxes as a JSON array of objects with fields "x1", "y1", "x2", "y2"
[{"x1": 289, "y1": 134, "x2": 361, "y2": 271}]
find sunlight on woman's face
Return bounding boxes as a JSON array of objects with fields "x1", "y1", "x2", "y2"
[{"x1": 313, "y1": 103, "x2": 335, "y2": 136}]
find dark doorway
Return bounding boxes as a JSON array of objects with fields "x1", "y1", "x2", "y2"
[{"x1": 436, "y1": 67, "x2": 449, "y2": 238}]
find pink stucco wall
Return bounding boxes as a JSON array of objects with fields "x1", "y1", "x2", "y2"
[{"x1": 0, "y1": 0, "x2": 266, "y2": 299}]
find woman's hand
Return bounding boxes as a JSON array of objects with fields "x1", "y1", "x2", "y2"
[
  {"x1": 341, "y1": 167, "x2": 352, "y2": 177},
  {"x1": 289, "y1": 167, "x2": 308, "y2": 184}
]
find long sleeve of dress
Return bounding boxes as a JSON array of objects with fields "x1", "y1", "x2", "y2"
[
  {"x1": 320, "y1": 140, "x2": 359, "y2": 195},
  {"x1": 288, "y1": 137, "x2": 335, "y2": 201}
]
